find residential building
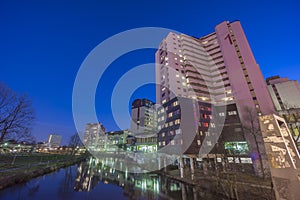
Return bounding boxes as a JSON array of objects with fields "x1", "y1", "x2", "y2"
[{"x1": 155, "y1": 20, "x2": 276, "y2": 174}]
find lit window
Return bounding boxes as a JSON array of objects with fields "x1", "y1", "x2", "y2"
[
  {"x1": 197, "y1": 140, "x2": 201, "y2": 145},
  {"x1": 172, "y1": 101, "x2": 178, "y2": 106},
  {"x1": 171, "y1": 140, "x2": 175, "y2": 145},
  {"x1": 224, "y1": 141, "x2": 249, "y2": 155},
  {"x1": 228, "y1": 111, "x2": 237, "y2": 116},
  {"x1": 176, "y1": 74, "x2": 179, "y2": 78},
  {"x1": 162, "y1": 99, "x2": 166, "y2": 104},
  {"x1": 210, "y1": 123, "x2": 216, "y2": 128},
  {"x1": 219, "y1": 112, "x2": 225, "y2": 117},
  {"x1": 162, "y1": 141, "x2": 166, "y2": 146},
  {"x1": 174, "y1": 57, "x2": 177, "y2": 60},
  {"x1": 165, "y1": 57, "x2": 168, "y2": 61},
  {"x1": 175, "y1": 119, "x2": 180, "y2": 125},
  {"x1": 162, "y1": 132, "x2": 165, "y2": 137}
]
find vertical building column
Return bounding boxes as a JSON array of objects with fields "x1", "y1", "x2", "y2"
[
  {"x1": 179, "y1": 156, "x2": 184, "y2": 178},
  {"x1": 158, "y1": 154, "x2": 161, "y2": 170},
  {"x1": 190, "y1": 157, "x2": 195, "y2": 180},
  {"x1": 203, "y1": 158, "x2": 208, "y2": 175},
  {"x1": 164, "y1": 156, "x2": 167, "y2": 172}
]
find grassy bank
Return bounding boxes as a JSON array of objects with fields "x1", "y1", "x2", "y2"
[{"x1": 0, "y1": 153, "x2": 87, "y2": 190}]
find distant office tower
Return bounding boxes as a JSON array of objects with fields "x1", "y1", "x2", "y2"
[
  {"x1": 83, "y1": 122, "x2": 106, "y2": 149},
  {"x1": 48, "y1": 134, "x2": 62, "y2": 148},
  {"x1": 130, "y1": 99, "x2": 158, "y2": 152},
  {"x1": 266, "y1": 75, "x2": 300, "y2": 110},
  {"x1": 155, "y1": 21, "x2": 275, "y2": 175}
]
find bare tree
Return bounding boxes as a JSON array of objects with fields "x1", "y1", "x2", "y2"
[
  {"x1": 69, "y1": 133, "x2": 82, "y2": 148},
  {"x1": 242, "y1": 107, "x2": 266, "y2": 178},
  {"x1": 0, "y1": 83, "x2": 35, "y2": 143},
  {"x1": 69, "y1": 133, "x2": 83, "y2": 155}
]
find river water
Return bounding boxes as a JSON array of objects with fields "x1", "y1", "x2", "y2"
[{"x1": 0, "y1": 157, "x2": 225, "y2": 200}]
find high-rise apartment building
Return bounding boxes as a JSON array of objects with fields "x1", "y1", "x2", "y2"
[
  {"x1": 155, "y1": 21, "x2": 276, "y2": 174},
  {"x1": 266, "y1": 75, "x2": 300, "y2": 110},
  {"x1": 156, "y1": 20, "x2": 275, "y2": 118}
]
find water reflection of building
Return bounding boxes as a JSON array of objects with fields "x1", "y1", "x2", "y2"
[
  {"x1": 74, "y1": 157, "x2": 223, "y2": 199},
  {"x1": 74, "y1": 158, "x2": 99, "y2": 192}
]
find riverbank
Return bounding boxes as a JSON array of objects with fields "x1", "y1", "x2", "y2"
[
  {"x1": 156, "y1": 168, "x2": 275, "y2": 199},
  {"x1": 0, "y1": 153, "x2": 87, "y2": 190}
]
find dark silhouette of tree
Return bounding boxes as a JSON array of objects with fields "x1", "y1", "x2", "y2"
[
  {"x1": 0, "y1": 83, "x2": 35, "y2": 143},
  {"x1": 69, "y1": 133, "x2": 83, "y2": 155},
  {"x1": 69, "y1": 133, "x2": 82, "y2": 147},
  {"x1": 242, "y1": 107, "x2": 266, "y2": 178}
]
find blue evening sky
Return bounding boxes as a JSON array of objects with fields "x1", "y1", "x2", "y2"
[{"x1": 0, "y1": 0, "x2": 299, "y2": 144}]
